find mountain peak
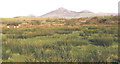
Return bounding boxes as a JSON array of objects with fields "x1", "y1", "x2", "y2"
[
  {"x1": 41, "y1": 7, "x2": 78, "y2": 18},
  {"x1": 57, "y1": 7, "x2": 68, "y2": 11},
  {"x1": 79, "y1": 10, "x2": 93, "y2": 13},
  {"x1": 58, "y1": 7, "x2": 66, "y2": 9}
]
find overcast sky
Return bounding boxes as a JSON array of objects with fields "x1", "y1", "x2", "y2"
[{"x1": 0, "y1": 0, "x2": 119, "y2": 18}]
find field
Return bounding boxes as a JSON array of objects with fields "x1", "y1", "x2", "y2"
[{"x1": 1, "y1": 16, "x2": 119, "y2": 62}]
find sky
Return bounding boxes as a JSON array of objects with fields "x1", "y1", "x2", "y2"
[{"x1": 0, "y1": 0, "x2": 119, "y2": 18}]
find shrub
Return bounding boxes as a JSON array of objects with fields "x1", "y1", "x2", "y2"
[
  {"x1": 56, "y1": 31, "x2": 72, "y2": 34},
  {"x1": 56, "y1": 39, "x2": 89, "y2": 46},
  {"x1": 90, "y1": 36, "x2": 114, "y2": 47}
]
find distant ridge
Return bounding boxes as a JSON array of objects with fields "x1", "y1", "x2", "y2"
[{"x1": 40, "y1": 7, "x2": 117, "y2": 18}]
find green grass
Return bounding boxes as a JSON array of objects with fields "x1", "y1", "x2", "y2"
[
  {"x1": 2, "y1": 25, "x2": 118, "y2": 62},
  {"x1": 2, "y1": 16, "x2": 119, "y2": 62}
]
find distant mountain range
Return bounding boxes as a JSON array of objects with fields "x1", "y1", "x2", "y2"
[
  {"x1": 40, "y1": 7, "x2": 117, "y2": 18},
  {"x1": 14, "y1": 7, "x2": 117, "y2": 18}
]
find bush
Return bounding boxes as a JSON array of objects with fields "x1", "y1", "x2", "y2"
[
  {"x1": 56, "y1": 39, "x2": 89, "y2": 46},
  {"x1": 56, "y1": 31, "x2": 72, "y2": 34},
  {"x1": 90, "y1": 36, "x2": 114, "y2": 47}
]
